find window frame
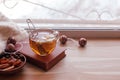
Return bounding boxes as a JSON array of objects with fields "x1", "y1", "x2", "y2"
[{"x1": 13, "y1": 19, "x2": 120, "y2": 38}]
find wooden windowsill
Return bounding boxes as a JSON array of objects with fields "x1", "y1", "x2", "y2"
[{"x1": 0, "y1": 38, "x2": 120, "y2": 80}]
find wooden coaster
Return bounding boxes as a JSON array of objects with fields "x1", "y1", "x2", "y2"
[{"x1": 20, "y1": 39, "x2": 66, "y2": 71}]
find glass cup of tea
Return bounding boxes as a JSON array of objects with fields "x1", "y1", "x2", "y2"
[{"x1": 29, "y1": 29, "x2": 59, "y2": 56}]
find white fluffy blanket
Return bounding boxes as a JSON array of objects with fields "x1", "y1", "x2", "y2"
[{"x1": 0, "y1": 12, "x2": 28, "y2": 53}]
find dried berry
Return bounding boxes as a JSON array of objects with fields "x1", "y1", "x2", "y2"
[
  {"x1": 0, "y1": 51, "x2": 25, "y2": 71},
  {"x1": 7, "y1": 36, "x2": 16, "y2": 45},
  {"x1": 5, "y1": 43, "x2": 16, "y2": 52},
  {"x1": 0, "y1": 52, "x2": 5, "y2": 58},
  {"x1": 13, "y1": 54, "x2": 20, "y2": 59},
  {"x1": 4, "y1": 53, "x2": 11, "y2": 58},
  {"x1": 79, "y1": 38, "x2": 87, "y2": 47},
  {"x1": 59, "y1": 35, "x2": 68, "y2": 44}
]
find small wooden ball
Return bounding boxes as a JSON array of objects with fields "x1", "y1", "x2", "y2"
[
  {"x1": 79, "y1": 38, "x2": 87, "y2": 47},
  {"x1": 59, "y1": 35, "x2": 68, "y2": 44}
]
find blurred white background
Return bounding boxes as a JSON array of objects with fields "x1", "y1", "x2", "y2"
[
  {"x1": 0, "y1": 0, "x2": 120, "y2": 29},
  {"x1": 0, "y1": 0, "x2": 120, "y2": 20}
]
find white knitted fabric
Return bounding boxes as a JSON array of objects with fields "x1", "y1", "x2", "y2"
[{"x1": 0, "y1": 12, "x2": 28, "y2": 53}]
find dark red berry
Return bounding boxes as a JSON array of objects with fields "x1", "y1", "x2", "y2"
[
  {"x1": 59, "y1": 35, "x2": 68, "y2": 44},
  {"x1": 79, "y1": 38, "x2": 87, "y2": 47},
  {"x1": 7, "y1": 37, "x2": 16, "y2": 45}
]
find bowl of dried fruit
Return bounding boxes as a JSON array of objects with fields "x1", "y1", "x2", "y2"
[{"x1": 0, "y1": 37, "x2": 26, "y2": 75}]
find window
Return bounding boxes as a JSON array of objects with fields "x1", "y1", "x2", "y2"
[{"x1": 0, "y1": 0, "x2": 120, "y2": 38}]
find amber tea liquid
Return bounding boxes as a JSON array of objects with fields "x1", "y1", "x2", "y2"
[{"x1": 29, "y1": 31, "x2": 57, "y2": 56}]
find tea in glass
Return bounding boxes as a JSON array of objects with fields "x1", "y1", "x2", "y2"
[{"x1": 29, "y1": 29, "x2": 59, "y2": 56}]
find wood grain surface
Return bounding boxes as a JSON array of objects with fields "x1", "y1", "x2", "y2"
[{"x1": 1, "y1": 39, "x2": 120, "y2": 80}]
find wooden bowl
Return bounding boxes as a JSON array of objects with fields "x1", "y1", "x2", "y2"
[{"x1": 0, "y1": 52, "x2": 26, "y2": 75}]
